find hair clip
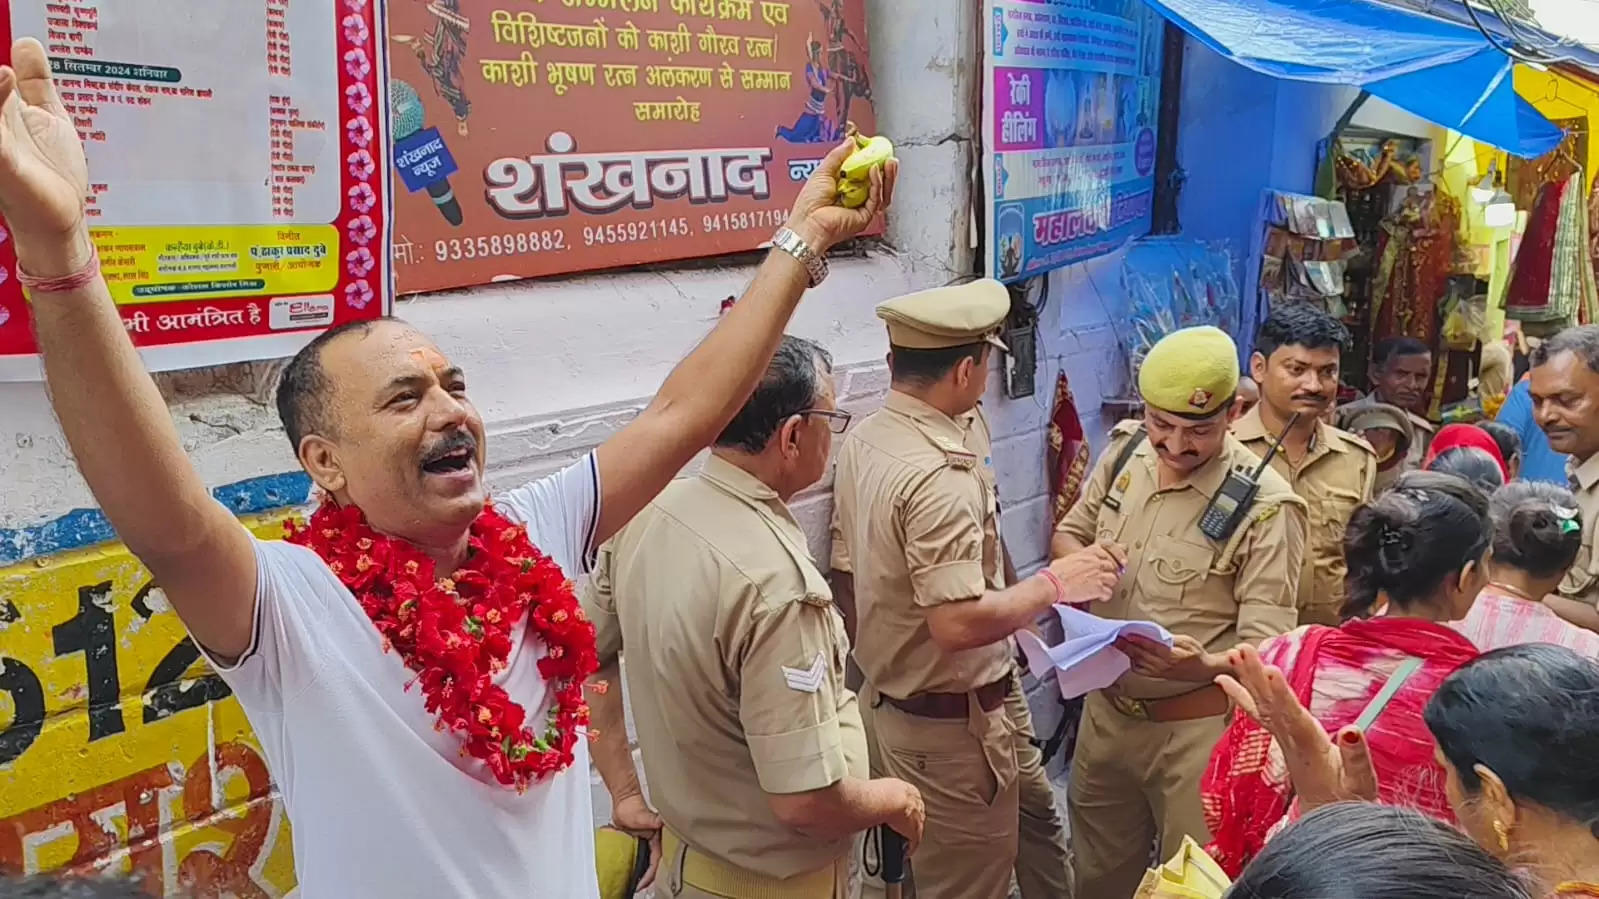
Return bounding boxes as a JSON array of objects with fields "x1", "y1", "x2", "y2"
[
  {"x1": 1561, "y1": 517, "x2": 1582, "y2": 535},
  {"x1": 1378, "y1": 522, "x2": 1405, "y2": 546},
  {"x1": 1554, "y1": 505, "x2": 1580, "y2": 520}
]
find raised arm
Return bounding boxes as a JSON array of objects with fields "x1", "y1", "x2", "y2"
[
  {"x1": 0, "y1": 40, "x2": 256, "y2": 656},
  {"x1": 591, "y1": 141, "x2": 897, "y2": 544}
]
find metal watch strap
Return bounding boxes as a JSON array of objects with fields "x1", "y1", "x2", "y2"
[{"x1": 771, "y1": 226, "x2": 828, "y2": 287}]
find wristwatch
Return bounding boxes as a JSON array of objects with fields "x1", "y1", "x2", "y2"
[{"x1": 771, "y1": 227, "x2": 828, "y2": 287}]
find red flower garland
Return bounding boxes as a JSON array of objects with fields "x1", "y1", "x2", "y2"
[{"x1": 286, "y1": 499, "x2": 598, "y2": 792}]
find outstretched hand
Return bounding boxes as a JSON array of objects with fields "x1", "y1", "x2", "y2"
[
  {"x1": 1215, "y1": 643, "x2": 1380, "y2": 811},
  {"x1": 783, "y1": 136, "x2": 897, "y2": 253},
  {"x1": 0, "y1": 38, "x2": 91, "y2": 273}
]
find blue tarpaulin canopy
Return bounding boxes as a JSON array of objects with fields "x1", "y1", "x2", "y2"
[{"x1": 1142, "y1": 0, "x2": 1566, "y2": 158}]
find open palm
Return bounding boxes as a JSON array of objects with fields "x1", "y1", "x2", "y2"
[
  {"x1": 0, "y1": 38, "x2": 90, "y2": 241},
  {"x1": 1216, "y1": 644, "x2": 1380, "y2": 810}
]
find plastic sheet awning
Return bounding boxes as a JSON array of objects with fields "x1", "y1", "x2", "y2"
[{"x1": 1143, "y1": 0, "x2": 1566, "y2": 158}]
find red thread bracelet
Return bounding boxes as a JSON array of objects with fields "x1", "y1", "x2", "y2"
[
  {"x1": 1037, "y1": 568, "x2": 1066, "y2": 604},
  {"x1": 17, "y1": 244, "x2": 102, "y2": 293}
]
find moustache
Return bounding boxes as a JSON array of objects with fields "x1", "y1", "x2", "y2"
[
  {"x1": 421, "y1": 429, "x2": 478, "y2": 464},
  {"x1": 1292, "y1": 393, "x2": 1329, "y2": 404}
]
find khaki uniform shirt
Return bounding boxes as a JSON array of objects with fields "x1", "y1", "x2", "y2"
[
  {"x1": 829, "y1": 392, "x2": 1011, "y2": 699},
  {"x1": 1557, "y1": 453, "x2": 1599, "y2": 607},
  {"x1": 1232, "y1": 407, "x2": 1376, "y2": 625},
  {"x1": 1054, "y1": 421, "x2": 1308, "y2": 699},
  {"x1": 1342, "y1": 392, "x2": 1435, "y2": 468},
  {"x1": 584, "y1": 455, "x2": 867, "y2": 880}
]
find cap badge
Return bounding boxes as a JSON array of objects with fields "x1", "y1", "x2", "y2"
[{"x1": 1188, "y1": 388, "x2": 1213, "y2": 409}]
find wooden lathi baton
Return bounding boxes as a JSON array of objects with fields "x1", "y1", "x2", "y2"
[{"x1": 880, "y1": 825, "x2": 907, "y2": 899}]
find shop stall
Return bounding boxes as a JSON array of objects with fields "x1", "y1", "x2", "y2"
[{"x1": 1139, "y1": 0, "x2": 1598, "y2": 428}]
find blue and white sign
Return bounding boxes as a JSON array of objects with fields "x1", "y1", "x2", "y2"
[
  {"x1": 984, "y1": 0, "x2": 1165, "y2": 282},
  {"x1": 393, "y1": 126, "x2": 459, "y2": 194}
]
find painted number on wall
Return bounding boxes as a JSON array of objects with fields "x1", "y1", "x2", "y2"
[
  {"x1": 0, "y1": 579, "x2": 232, "y2": 764},
  {"x1": 0, "y1": 516, "x2": 299, "y2": 897}
]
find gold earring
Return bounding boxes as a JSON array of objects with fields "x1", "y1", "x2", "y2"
[{"x1": 1493, "y1": 819, "x2": 1510, "y2": 852}]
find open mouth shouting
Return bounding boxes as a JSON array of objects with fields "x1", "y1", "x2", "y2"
[{"x1": 420, "y1": 431, "x2": 480, "y2": 489}]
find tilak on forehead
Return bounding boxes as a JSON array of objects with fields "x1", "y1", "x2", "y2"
[{"x1": 409, "y1": 345, "x2": 450, "y2": 370}]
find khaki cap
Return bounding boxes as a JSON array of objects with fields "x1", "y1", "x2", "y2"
[
  {"x1": 1137, "y1": 326, "x2": 1239, "y2": 418},
  {"x1": 876, "y1": 279, "x2": 1010, "y2": 352},
  {"x1": 1336, "y1": 401, "x2": 1414, "y2": 462}
]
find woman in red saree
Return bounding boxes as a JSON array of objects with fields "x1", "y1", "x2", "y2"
[
  {"x1": 1201, "y1": 470, "x2": 1489, "y2": 876},
  {"x1": 1214, "y1": 642, "x2": 1599, "y2": 898}
]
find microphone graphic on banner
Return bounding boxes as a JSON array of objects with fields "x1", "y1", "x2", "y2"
[{"x1": 391, "y1": 79, "x2": 464, "y2": 226}]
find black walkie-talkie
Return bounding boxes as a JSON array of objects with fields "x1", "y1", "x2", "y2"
[{"x1": 1198, "y1": 412, "x2": 1300, "y2": 542}]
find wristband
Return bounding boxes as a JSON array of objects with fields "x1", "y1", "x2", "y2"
[
  {"x1": 18, "y1": 244, "x2": 102, "y2": 294},
  {"x1": 1037, "y1": 568, "x2": 1066, "y2": 604}
]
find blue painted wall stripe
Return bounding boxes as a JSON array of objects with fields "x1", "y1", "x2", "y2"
[{"x1": 0, "y1": 471, "x2": 312, "y2": 567}]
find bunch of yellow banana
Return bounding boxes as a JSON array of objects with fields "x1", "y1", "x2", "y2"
[{"x1": 836, "y1": 131, "x2": 895, "y2": 209}]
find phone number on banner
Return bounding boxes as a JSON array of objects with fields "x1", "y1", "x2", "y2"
[
  {"x1": 582, "y1": 208, "x2": 791, "y2": 247},
  {"x1": 435, "y1": 230, "x2": 568, "y2": 262}
]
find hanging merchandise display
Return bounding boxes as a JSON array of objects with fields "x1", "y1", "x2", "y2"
[
  {"x1": 1507, "y1": 119, "x2": 1586, "y2": 214},
  {"x1": 1369, "y1": 187, "x2": 1462, "y2": 349},
  {"x1": 1253, "y1": 191, "x2": 1357, "y2": 318},
  {"x1": 1505, "y1": 168, "x2": 1599, "y2": 334},
  {"x1": 1113, "y1": 237, "x2": 1239, "y2": 382},
  {"x1": 1047, "y1": 371, "x2": 1091, "y2": 530},
  {"x1": 1589, "y1": 175, "x2": 1599, "y2": 294}
]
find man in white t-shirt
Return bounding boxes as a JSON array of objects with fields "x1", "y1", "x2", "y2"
[{"x1": 0, "y1": 36, "x2": 897, "y2": 897}]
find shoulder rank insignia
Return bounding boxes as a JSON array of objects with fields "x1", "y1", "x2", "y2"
[{"x1": 935, "y1": 436, "x2": 977, "y2": 470}]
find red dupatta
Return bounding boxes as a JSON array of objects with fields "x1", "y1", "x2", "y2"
[{"x1": 1200, "y1": 618, "x2": 1480, "y2": 877}]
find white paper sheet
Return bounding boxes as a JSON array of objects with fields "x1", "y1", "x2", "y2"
[{"x1": 1015, "y1": 605, "x2": 1175, "y2": 699}]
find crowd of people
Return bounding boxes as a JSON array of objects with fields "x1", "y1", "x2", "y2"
[{"x1": 2, "y1": 32, "x2": 1598, "y2": 899}]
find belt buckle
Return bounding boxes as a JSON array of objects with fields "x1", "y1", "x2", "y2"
[{"x1": 1110, "y1": 694, "x2": 1150, "y2": 720}]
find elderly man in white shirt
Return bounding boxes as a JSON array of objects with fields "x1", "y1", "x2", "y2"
[{"x1": 0, "y1": 36, "x2": 896, "y2": 897}]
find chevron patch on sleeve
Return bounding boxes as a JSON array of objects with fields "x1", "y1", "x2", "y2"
[{"x1": 781, "y1": 652, "x2": 827, "y2": 693}]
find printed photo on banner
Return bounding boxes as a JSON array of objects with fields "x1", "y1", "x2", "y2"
[
  {"x1": 387, "y1": 0, "x2": 879, "y2": 294},
  {"x1": 983, "y1": 0, "x2": 1164, "y2": 283},
  {"x1": 0, "y1": 0, "x2": 392, "y2": 377}
]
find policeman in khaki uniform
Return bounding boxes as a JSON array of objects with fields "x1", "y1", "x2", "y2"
[
  {"x1": 1051, "y1": 326, "x2": 1307, "y2": 899},
  {"x1": 585, "y1": 336, "x2": 924, "y2": 899},
  {"x1": 831, "y1": 280, "x2": 1120, "y2": 899},
  {"x1": 1237, "y1": 304, "x2": 1375, "y2": 625}
]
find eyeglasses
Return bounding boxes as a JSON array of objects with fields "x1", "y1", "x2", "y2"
[{"x1": 799, "y1": 409, "x2": 853, "y2": 433}]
